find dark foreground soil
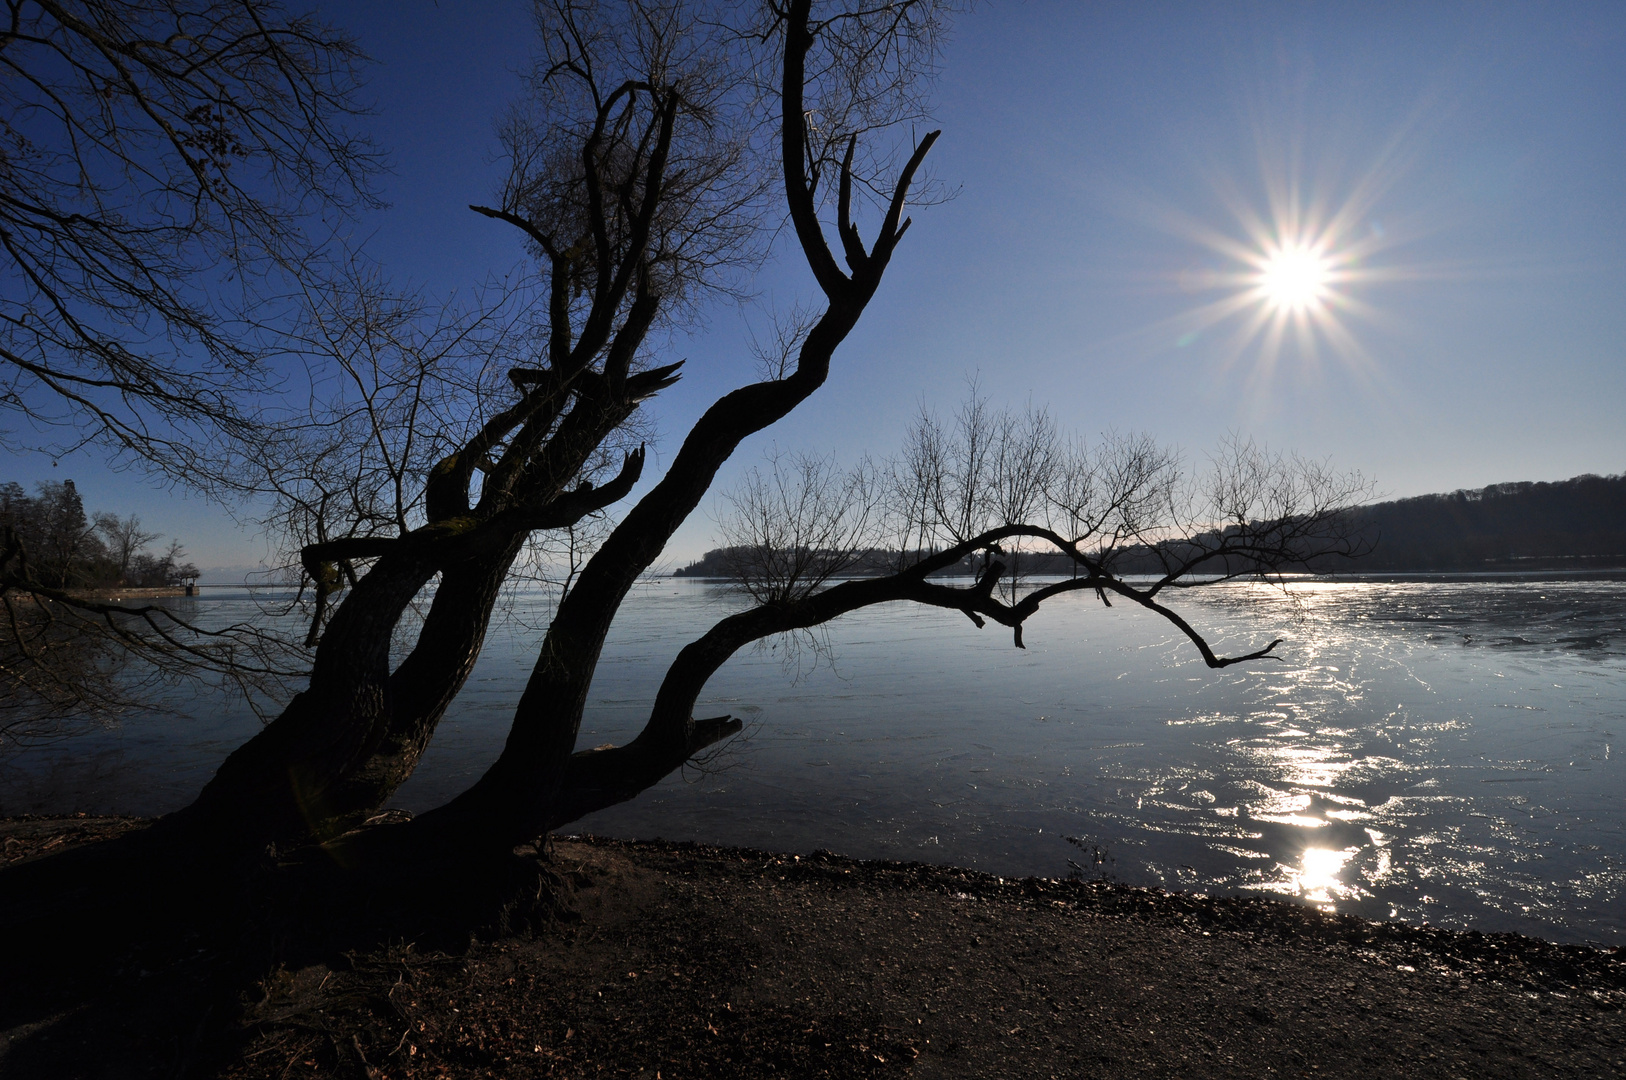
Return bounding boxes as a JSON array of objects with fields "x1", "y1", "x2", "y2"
[{"x1": 2, "y1": 816, "x2": 1623, "y2": 1079}]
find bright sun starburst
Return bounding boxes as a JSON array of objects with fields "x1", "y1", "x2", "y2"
[
  {"x1": 1142, "y1": 170, "x2": 1407, "y2": 387},
  {"x1": 1257, "y1": 242, "x2": 1331, "y2": 313},
  {"x1": 1225, "y1": 213, "x2": 1378, "y2": 373}
]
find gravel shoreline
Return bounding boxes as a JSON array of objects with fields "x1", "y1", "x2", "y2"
[{"x1": 3, "y1": 819, "x2": 1623, "y2": 1078}]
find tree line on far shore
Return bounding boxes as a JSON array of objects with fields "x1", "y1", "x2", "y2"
[
  {"x1": 672, "y1": 471, "x2": 1626, "y2": 579},
  {"x1": 1318, "y1": 472, "x2": 1626, "y2": 572},
  {"x1": 0, "y1": 479, "x2": 199, "y2": 591}
]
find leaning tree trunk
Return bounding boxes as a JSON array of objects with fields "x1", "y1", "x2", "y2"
[
  {"x1": 162, "y1": 397, "x2": 650, "y2": 853},
  {"x1": 158, "y1": 549, "x2": 441, "y2": 849},
  {"x1": 436, "y1": 325, "x2": 863, "y2": 843},
  {"x1": 430, "y1": 6, "x2": 940, "y2": 846}
]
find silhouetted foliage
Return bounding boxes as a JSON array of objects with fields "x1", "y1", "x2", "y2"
[
  {"x1": 0, "y1": 0, "x2": 372, "y2": 750},
  {"x1": 0, "y1": 477, "x2": 286, "y2": 749},
  {"x1": 0, "y1": 479, "x2": 196, "y2": 589}
]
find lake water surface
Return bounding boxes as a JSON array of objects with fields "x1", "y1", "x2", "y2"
[{"x1": 4, "y1": 574, "x2": 1621, "y2": 945}]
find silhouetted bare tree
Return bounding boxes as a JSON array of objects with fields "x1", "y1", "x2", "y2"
[
  {"x1": 138, "y1": 0, "x2": 949, "y2": 854},
  {"x1": 93, "y1": 513, "x2": 160, "y2": 585},
  {"x1": 711, "y1": 398, "x2": 1367, "y2": 671},
  {"x1": 1, "y1": 0, "x2": 377, "y2": 475},
  {"x1": 134, "y1": 0, "x2": 1362, "y2": 877}
]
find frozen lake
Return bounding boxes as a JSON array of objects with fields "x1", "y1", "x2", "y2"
[{"x1": 5, "y1": 573, "x2": 1621, "y2": 945}]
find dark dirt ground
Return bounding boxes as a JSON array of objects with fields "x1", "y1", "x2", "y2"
[{"x1": 2, "y1": 816, "x2": 1622, "y2": 1079}]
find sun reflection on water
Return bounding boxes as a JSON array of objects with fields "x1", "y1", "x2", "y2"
[
  {"x1": 1265, "y1": 845, "x2": 1364, "y2": 909},
  {"x1": 1139, "y1": 577, "x2": 1626, "y2": 941},
  {"x1": 1294, "y1": 845, "x2": 1359, "y2": 904}
]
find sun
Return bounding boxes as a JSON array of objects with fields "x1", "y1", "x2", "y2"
[
  {"x1": 1139, "y1": 160, "x2": 1408, "y2": 382},
  {"x1": 1152, "y1": 198, "x2": 1394, "y2": 380},
  {"x1": 1258, "y1": 242, "x2": 1331, "y2": 313}
]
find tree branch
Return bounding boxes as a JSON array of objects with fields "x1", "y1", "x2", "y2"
[{"x1": 780, "y1": 0, "x2": 847, "y2": 299}]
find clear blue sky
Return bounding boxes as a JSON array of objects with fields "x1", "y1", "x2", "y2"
[{"x1": 13, "y1": 1, "x2": 1625, "y2": 572}]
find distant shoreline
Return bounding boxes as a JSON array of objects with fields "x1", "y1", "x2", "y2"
[
  {"x1": 669, "y1": 565, "x2": 1626, "y2": 582},
  {"x1": 62, "y1": 585, "x2": 186, "y2": 601}
]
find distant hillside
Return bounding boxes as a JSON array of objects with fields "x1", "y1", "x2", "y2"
[
  {"x1": 1316, "y1": 472, "x2": 1626, "y2": 572},
  {"x1": 672, "y1": 472, "x2": 1626, "y2": 578}
]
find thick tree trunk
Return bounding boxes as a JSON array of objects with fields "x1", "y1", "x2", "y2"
[
  {"x1": 164, "y1": 362, "x2": 648, "y2": 852},
  {"x1": 161, "y1": 552, "x2": 441, "y2": 847},
  {"x1": 160, "y1": 535, "x2": 528, "y2": 850},
  {"x1": 313, "y1": 535, "x2": 530, "y2": 825},
  {"x1": 439, "y1": 310, "x2": 865, "y2": 842}
]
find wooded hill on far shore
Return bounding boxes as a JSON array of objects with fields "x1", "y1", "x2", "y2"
[{"x1": 672, "y1": 472, "x2": 1626, "y2": 578}]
